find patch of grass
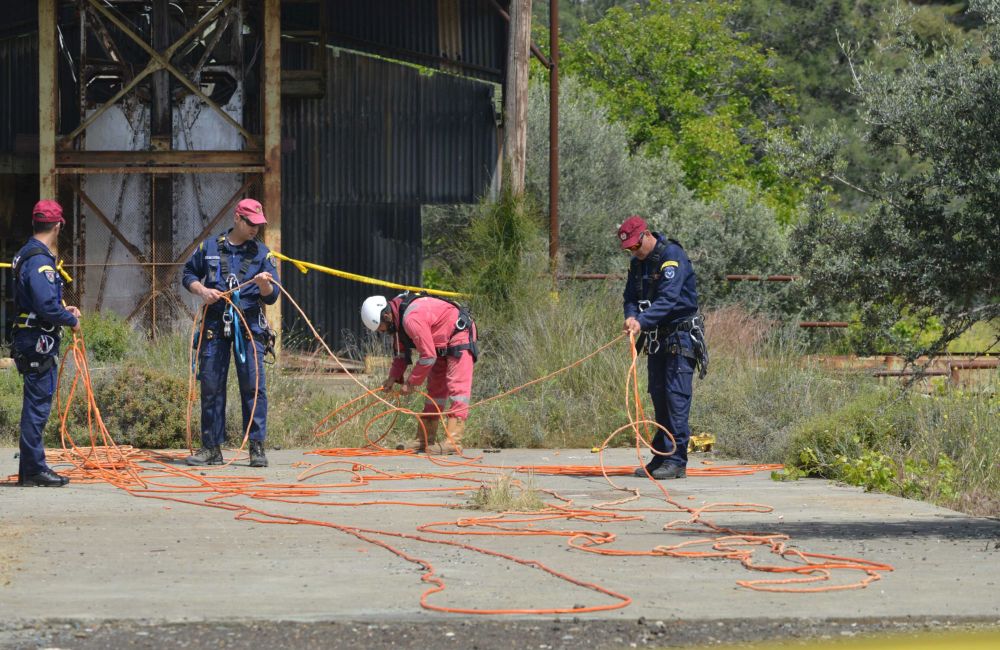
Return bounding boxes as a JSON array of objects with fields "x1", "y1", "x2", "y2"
[
  {"x1": 782, "y1": 382, "x2": 1000, "y2": 516},
  {"x1": 470, "y1": 472, "x2": 546, "y2": 512},
  {"x1": 0, "y1": 363, "x2": 24, "y2": 441}
]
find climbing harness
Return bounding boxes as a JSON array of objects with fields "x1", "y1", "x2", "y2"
[{"x1": 395, "y1": 292, "x2": 480, "y2": 363}]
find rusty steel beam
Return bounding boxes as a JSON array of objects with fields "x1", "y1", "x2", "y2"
[
  {"x1": 726, "y1": 274, "x2": 800, "y2": 281},
  {"x1": 948, "y1": 360, "x2": 1000, "y2": 369},
  {"x1": 549, "y1": 0, "x2": 559, "y2": 271},
  {"x1": 57, "y1": 150, "x2": 264, "y2": 166},
  {"x1": 62, "y1": 66, "x2": 157, "y2": 145},
  {"x1": 873, "y1": 370, "x2": 949, "y2": 377},
  {"x1": 557, "y1": 273, "x2": 626, "y2": 281},
  {"x1": 58, "y1": 166, "x2": 265, "y2": 174},
  {"x1": 326, "y1": 33, "x2": 502, "y2": 78},
  {"x1": 65, "y1": 0, "x2": 235, "y2": 145},
  {"x1": 263, "y1": 0, "x2": 283, "y2": 352},
  {"x1": 76, "y1": 187, "x2": 151, "y2": 265},
  {"x1": 39, "y1": 0, "x2": 57, "y2": 197},
  {"x1": 150, "y1": 0, "x2": 173, "y2": 336},
  {"x1": 799, "y1": 321, "x2": 850, "y2": 328},
  {"x1": 85, "y1": 0, "x2": 259, "y2": 147}
]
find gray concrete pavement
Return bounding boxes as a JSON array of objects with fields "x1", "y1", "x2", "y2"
[{"x1": 1, "y1": 447, "x2": 998, "y2": 624}]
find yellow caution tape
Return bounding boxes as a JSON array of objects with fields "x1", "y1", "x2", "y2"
[
  {"x1": 0, "y1": 260, "x2": 73, "y2": 283},
  {"x1": 270, "y1": 250, "x2": 466, "y2": 299}
]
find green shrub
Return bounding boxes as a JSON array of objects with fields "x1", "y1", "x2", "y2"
[
  {"x1": 61, "y1": 363, "x2": 189, "y2": 449},
  {"x1": 0, "y1": 366, "x2": 24, "y2": 444},
  {"x1": 82, "y1": 311, "x2": 132, "y2": 363},
  {"x1": 780, "y1": 383, "x2": 1000, "y2": 516}
]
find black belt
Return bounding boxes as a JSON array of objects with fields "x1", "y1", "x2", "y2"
[
  {"x1": 11, "y1": 348, "x2": 57, "y2": 375},
  {"x1": 665, "y1": 344, "x2": 696, "y2": 359}
]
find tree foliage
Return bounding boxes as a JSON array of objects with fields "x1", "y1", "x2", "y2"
[
  {"x1": 525, "y1": 76, "x2": 792, "y2": 309},
  {"x1": 562, "y1": 0, "x2": 799, "y2": 214},
  {"x1": 792, "y1": 1, "x2": 1000, "y2": 355}
]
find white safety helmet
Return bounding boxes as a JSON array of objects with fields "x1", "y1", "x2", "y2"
[{"x1": 361, "y1": 295, "x2": 389, "y2": 332}]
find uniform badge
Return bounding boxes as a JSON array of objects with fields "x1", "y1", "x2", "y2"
[
  {"x1": 620, "y1": 232, "x2": 627, "y2": 241},
  {"x1": 39, "y1": 265, "x2": 57, "y2": 283},
  {"x1": 35, "y1": 334, "x2": 56, "y2": 355},
  {"x1": 664, "y1": 267, "x2": 675, "y2": 280}
]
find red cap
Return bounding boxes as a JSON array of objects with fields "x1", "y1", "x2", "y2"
[
  {"x1": 235, "y1": 198, "x2": 267, "y2": 225},
  {"x1": 617, "y1": 215, "x2": 647, "y2": 249},
  {"x1": 32, "y1": 199, "x2": 65, "y2": 224}
]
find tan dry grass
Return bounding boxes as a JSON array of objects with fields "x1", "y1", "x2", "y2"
[
  {"x1": 703, "y1": 305, "x2": 775, "y2": 359},
  {"x1": 470, "y1": 472, "x2": 546, "y2": 512}
]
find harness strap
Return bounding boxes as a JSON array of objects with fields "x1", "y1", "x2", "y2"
[
  {"x1": 396, "y1": 292, "x2": 479, "y2": 362},
  {"x1": 12, "y1": 248, "x2": 56, "y2": 328},
  {"x1": 215, "y1": 235, "x2": 259, "y2": 286},
  {"x1": 15, "y1": 312, "x2": 57, "y2": 333}
]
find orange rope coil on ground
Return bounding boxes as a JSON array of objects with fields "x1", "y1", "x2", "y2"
[{"x1": 4, "y1": 279, "x2": 893, "y2": 614}]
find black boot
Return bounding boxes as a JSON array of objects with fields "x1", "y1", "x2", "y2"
[
  {"x1": 650, "y1": 464, "x2": 686, "y2": 480},
  {"x1": 18, "y1": 468, "x2": 70, "y2": 487},
  {"x1": 249, "y1": 440, "x2": 268, "y2": 468},
  {"x1": 186, "y1": 446, "x2": 223, "y2": 466},
  {"x1": 633, "y1": 460, "x2": 663, "y2": 477}
]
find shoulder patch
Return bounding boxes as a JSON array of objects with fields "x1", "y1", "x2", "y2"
[
  {"x1": 38, "y1": 265, "x2": 57, "y2": 283},
  {"x1": 661, "y1": 260, "x2": 679, "y2": 270}
]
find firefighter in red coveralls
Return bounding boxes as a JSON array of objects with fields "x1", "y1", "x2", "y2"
[{"x1": 361, "y1": 292, "x2": 478, "y2": 455}]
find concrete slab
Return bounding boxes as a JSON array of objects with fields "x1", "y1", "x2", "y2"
[{"x1": 1, "y1": 447, "x2": 998, "y2": 624}]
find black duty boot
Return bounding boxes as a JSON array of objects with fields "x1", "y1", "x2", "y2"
[
  {"x1": 185, "y1": 446, "x2": 223, "y2": 466},
  {"x1": 249, "y1": 440, "x2": 268, "y2": 468},
  {"x1": 633, "y1": 461, "x2": 662, "y2": 477},
  {"x1": 18, "y1": 468, "x2": 70, "y2": 487},
  {"x1": 650, "y1": 464, "x2": 686, "y2": 480}
]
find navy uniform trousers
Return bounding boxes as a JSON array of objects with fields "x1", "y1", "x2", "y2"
[
  {"x1": 647, "y1": 333, "x2": 695, "y2": 468},
  {"x1": 19, "y1": 364, "x2": 59, "y2": 477},
  {"x1": 197, "y1": 331, "x2": 268, "y2": 448}
]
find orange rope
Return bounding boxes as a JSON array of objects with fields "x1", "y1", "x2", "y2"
[{"x1": 3, "y1": 279, "x2": 894, "y2": 615}]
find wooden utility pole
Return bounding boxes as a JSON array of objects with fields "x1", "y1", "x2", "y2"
[{"x1": 503, "y1": 0, "x2": 532, "y2": 197}]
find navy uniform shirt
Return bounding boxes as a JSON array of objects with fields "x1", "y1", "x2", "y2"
[
  {"x1": 182, "y1": 231, "x2": 279, "y2": 329},
  {"x1": 12, "y1": 238, "x2": 78, "y2": 357},
  {"x1": 622, "y1": 232, "x2": 699, "y2": 330}
]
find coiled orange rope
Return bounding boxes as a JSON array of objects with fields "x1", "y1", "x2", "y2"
[{"x1": 5, "y1": 279, "x2": 893, "y2": 614}]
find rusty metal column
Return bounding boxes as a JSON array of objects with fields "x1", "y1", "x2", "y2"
[
  {"x1": 38, "y1": 0, "x2": 57, "y2": 198},
  {"x1": 548, "y1": 0, "x2": 559, "y2": 271},
  {"x1": 150, "y1": 0, "x2": 173, "y2": 336},
  {"x1": 263, "y1": 0, "x2": 283, "y2": 351}
]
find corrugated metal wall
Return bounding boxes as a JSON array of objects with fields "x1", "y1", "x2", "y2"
[
  {"x1": 323, "y1": 0, "x2": 507, "y2": 83},
  {"x1": 282, "y1": 47, "x2": 498, "y2": 351},
  {"x1": 280, "y1": 204, "x2": 422, "y2": 350},
  {"x1": 0, "y1": 34, "x2": 38, "y2": 153},
  {"x1": 0, "y1": 0, "x2": 36, "y2": 41}
]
